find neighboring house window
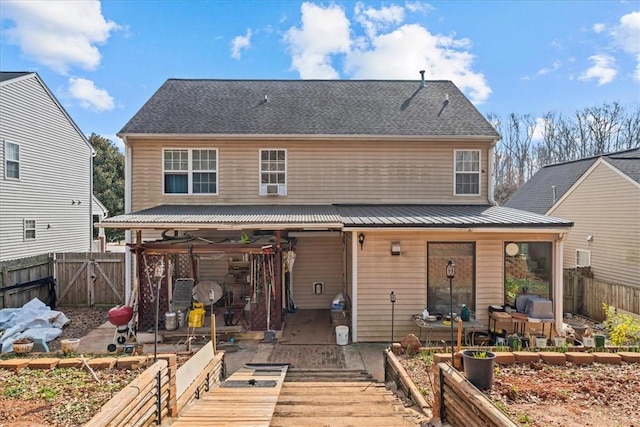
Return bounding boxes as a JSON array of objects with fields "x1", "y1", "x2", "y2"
[
  {"x1": 427, "y1": 242, "x2": 476, "y2": 315},
  {"x1": 259, "y1": 149, "x2": 287, "y2": 196},
  {"x1": 24, "y1": 219, "x2": 36, "y2": 240},
  {"x1": 454, "y1": 150, "x2": 480, "y2": 195},
  {"x1": 504, "y1": 242, "x2": 552, "y2": 306},
  {"x1": 5, "y1": 141, "x2": 20, "y2": 179},
  {"x1": 576, "y1": 250, "x2": 591, "y2": 267},
  {"x1": 163, "y1": 149, "x2": 217, "y2": 194}
]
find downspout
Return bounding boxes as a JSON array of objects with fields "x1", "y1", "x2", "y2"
[
  {"x1": 351, "y1": 231, "x2": 358, "y2": 343},
  {"x1": 124, "y1": 136, "x2": 133, "y2": 304},
  {"x1": 488, "y1": 139, "x2": 498, "y2": 206},
  {"x1": 89, "y1": 145, "x2": 97, "y2": 251}
]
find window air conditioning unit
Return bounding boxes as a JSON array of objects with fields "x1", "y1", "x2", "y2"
[{"x1": 266, "y1": 184, "x2": 280, "y2": 195}]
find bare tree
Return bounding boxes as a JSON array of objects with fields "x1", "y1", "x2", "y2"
[{"x1": 491, "y1": 102, "x2": 640, "y2": 204}]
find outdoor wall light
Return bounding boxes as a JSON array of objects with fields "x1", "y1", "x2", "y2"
[
  {"x1": 586, "y1": 235, "x2": 594, "y2": 242},
  {"x1": 358, "y1": 233, "x2": 365, "y2": 250}
]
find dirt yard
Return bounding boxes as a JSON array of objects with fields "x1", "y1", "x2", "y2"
[{"x1": 399, "y1": 353, "x2": 640, "y2": 427}]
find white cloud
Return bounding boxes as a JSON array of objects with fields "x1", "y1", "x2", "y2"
[
  {"x1": 611, "y1": 11, "x2": 640, "y2": 54},
  {"x1": 282, "y1": 2, "x2": 491, "y2": 104},
  {"x1": 531, "y1": 117, "x2": 548, "y2": 141},
  {"x1": 68, "y1": 77, "x2": 115, "y2": 111},
  {"x1": 579, "y1": 54, "x2": 618, "y2": 85},
  {"x1": 592, "y1": 23, "x2": 606, "y2": 33},
  {"x1": 610, "y1": 11, "x2": 640, "y2": 81},
  {"x1": 538, "y1": 60, "x2": 562, "y2": 75},
  {"x1": 1, "y1": 0, "x2": 118, "y2": 74},
  {"x1": 354, "y1": 2, "x2": 404, "y2": 39},
  {"x1": 230, "y1": 29, "x2": 252, "y2": 60},
  {"x1": 405, "y1": 2, "x2": 435, "y2": 14},
  {"x1": 283, "y1": 2, "x2": 351, "y2": 79}
]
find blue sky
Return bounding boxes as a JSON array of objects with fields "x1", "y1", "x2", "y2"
[{"x1": 1, "y1": 1, "x2": 639, "y2": 152}]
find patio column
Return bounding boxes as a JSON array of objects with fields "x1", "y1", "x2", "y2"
[{"x1": 553, "y1": 236, "x2": 565, "y2": 333}]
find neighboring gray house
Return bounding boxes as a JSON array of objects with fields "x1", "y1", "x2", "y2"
[
  {"x1": 505, "y1": 148, "x2": 640, "y2": 288},
  {"x1": 0, "y1": 72, "x2": 97, "y2": 262}
]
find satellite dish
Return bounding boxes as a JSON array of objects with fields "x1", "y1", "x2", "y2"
[{"x1": 192, "y1": 280, "x2": 223, "y2": 304}]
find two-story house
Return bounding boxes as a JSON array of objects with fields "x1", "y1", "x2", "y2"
[
  {"x1": 100, "y1": 77, "x2": 573, "y2": 342},
  {"x1": 0, "y1": 72, "x2": 102, "y2": 262},
  {"x1": 505, "y1": 148, "x2": 640, "y2": 289}
]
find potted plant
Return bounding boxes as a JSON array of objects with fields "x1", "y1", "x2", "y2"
[
  {"x1": 461, "y1": 349, "x2": 496, "y2": 390},
  {"x1": 12, "y1": 337, "x2": 34, "y2": 354}
]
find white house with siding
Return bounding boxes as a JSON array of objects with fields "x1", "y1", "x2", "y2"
[
  {"x1": 0, "y1": 72, "x2": 97, "y2": 262},
  {"x1": 100, "y1": 77, "x2": 574, "y2": 342},
  {"x1": 506, "y1": 148, "x2": 640, "y2": 288}
]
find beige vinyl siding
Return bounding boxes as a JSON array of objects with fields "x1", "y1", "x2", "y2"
[
  {"x1": 128, "y1": 138, "x2": 492, "y2": 211},
  {"x1": 355, "y1": 231, "x2": 560, "y2": 342},
  {"x1": 0, "y1": 75, "x2": 92, "y2": 261},
  {"x1": 291, "y1": 235, "x2": 344, "y2": 309},
  {"x1": 550, "y1": 162, "x2": 640, "y2": 288}
]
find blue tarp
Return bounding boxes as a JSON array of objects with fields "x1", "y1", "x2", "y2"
[{"x1": 0, "y1": 298, "x2": 69, "y2": 353}]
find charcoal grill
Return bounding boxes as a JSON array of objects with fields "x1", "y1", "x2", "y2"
[{"x1": 107, "y1": 305, "x2": 137, "y2": 352}]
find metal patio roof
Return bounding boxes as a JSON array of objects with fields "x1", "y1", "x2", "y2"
[{"x1": 98, "y1": 204, "x2": 573, "y2": 230}]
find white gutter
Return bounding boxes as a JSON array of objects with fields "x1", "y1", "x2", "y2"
[
  {"x1": 488, "y1": 139, "x2": 499, "y2": 206},
  {"x1": 351, "y1": 231, "x2": 358, "y2": 343},
  {"x1": 98, "y1": 222, "x2": 344, "y2": 230},
  {"x1": 341, "y1": 227, "x2": 572, "y2": 234},
  {"x1": 117, "y1": 132, "x2": 497, "y2": 142}
]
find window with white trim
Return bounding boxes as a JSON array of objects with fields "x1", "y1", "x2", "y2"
[
  {"x1": 576, "y1": 249, "x2": 591, "y2": 267},
  {"x1": 5, "y1": 141, "x2": 20, "y2": 179},
  {"x1": 259, "y1": 149, "x2": 286, "y2": 196},
  {"x1": 454, "y1": 149, "x2": 480, "y2": 195},
  {"x1": 24, "y1": 219, "x2": 36, "y2": 240},
  {"x1": 163, "y1": 149, "x2": 217, "y2": 194}
]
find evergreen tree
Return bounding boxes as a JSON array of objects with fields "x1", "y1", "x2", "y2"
[{"x1": 90, "y1": 133, "x2": 124, "y2": 242}]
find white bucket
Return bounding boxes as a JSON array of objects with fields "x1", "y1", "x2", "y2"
[
  {"x1": 535, "y1": 337, "x2": 547, "y2": 348},
  {"x1": 336, "y1": 325, "x2": 349, "y2": 345}
]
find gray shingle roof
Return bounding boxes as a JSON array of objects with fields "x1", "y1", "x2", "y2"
[
  {"x1": 505, "y1": 147, "x2": 640, "y2": 214},
  {"x1": 0, "y1": 72, "x2": 32, "y2": 83},
  {"x1": 99, "y1": 204, "x2": 572, "y2": 229},
  {"x1": 119, "y1": 79, "x2": 500, "y2": 137}
]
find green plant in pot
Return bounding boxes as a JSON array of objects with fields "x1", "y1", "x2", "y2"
[{"x1": 461, "y1": 349, "x2": 496, "y2": 390}]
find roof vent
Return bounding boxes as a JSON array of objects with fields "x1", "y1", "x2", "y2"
[
  {"x1": 419, "y1": 70, "x2": 425, "y2": 88},
  {"x1": 264, "y1": 95, "x2": 269, "y2": 103},
  {"x1": 552, "y1": 185, "x2": 557, "y2": 203}
]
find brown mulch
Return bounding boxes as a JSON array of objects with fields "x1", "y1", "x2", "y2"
[
  {"x1": 47, "y1": 306, "x2": 111, "y2": 352},
  {"x1": 398, "y1": 352, "x2": 640, "y2": 427}
]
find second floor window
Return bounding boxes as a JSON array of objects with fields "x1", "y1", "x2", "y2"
[
  {"x1": 5, "y1": 141, "x2": 20, "y2": 179},
  {"x1": 260, "y1": 149, "x2": 287, "y2": 196},
  {"x1": 163, "y1": 149, "x2": 217, "y2": 194},
  {"x1": 454, "y1": 150, "x2": 480, "y2": 195}
]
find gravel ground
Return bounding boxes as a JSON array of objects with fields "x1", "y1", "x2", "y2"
[{"x1": 47, "y1": 306, "x2": 111, "y2": 352}]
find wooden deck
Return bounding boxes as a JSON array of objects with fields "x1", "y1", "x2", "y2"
[
  {"x1": 170, "y1": 363, "x2": 289, "y2": 427},
  {"x1": 170, "y1": 365, "x2": 422, "y2": 426}
]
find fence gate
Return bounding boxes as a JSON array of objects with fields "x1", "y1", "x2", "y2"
[{"x1": 55, "y1": 252, "x2": 125, "y2": 307}]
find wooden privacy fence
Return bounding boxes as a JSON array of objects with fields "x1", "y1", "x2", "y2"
[
  {"x1": 564, "y1": 269, "x2": 640, "y2": 321},
  {"x1": 55, "y1": 252, "x2": 125, "y2": 307},
  {"x1": 1, "y1": 252, "x2": 126, "y2": 308},
  {"x1": 0, "y1": 254, "x2": 53, "y2": 308},
  {"x1": 433, "y1": 362, "x2": 517, "y2": 427},
  {"x1": 88, "y1": 343, "x2": 225, "y2": 426}
]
